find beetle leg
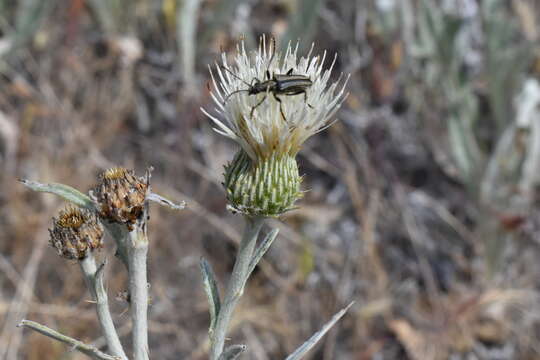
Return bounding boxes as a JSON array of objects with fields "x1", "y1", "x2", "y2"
[
  {"x1": 273, "y1": 92, "x2": 287, "y2": 122},
  {"x1": 250, "y1": 94, "x2": 267, "y2": 118},
  {"x1": 286, "y1": 68, "x2": 293, "y2": 75}
]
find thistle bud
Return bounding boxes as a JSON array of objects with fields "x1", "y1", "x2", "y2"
[
  {"x1": 224, "y1": 150, "x2": 302, "y2": 217},
  {"x1": 49, "y1": 207, "x2": 104, "y2": 260},
  {"x1": 92, "y1": 167, "x2": 148, "y2": 229}
]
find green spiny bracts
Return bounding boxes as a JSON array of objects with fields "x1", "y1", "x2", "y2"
[{"x1": 224, "y1": 150, "x2": 302, "y2": 217}]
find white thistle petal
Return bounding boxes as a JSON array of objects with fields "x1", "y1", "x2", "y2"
[
  {"x1": 200, "y1": 108, "x2": 237, "y2": 138},
  {"x1": 202, "y1": 36, "x2": 348, "y2": 160}
]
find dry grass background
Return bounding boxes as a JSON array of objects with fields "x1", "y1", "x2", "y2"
[{"x1": 1, "y1": 0, "x2": 540, "y2": 359}]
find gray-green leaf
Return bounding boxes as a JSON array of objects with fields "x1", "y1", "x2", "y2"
[
  {"x1": 19, "y1": 179, "x2": 95, "y2": 209},
  {"x1": 146, "y1": 192, "x2": 186, "y2": 210},
  {"x1": 247, "y1": 228, "x2": 279, "y2": 278},
  {"x1": 200, "y1": 257, "x2": 221, "y2": 336},
  {"x1": 218, "y1": 344, "x2": 247, "y2": 360},
  {"x1": 285, "y1": 302, "x2": 354, "y2": 360}
]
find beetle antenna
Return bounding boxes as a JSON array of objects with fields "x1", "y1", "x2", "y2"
[
  {"x1": 220, "y1": 65, "x2": 252, "y2": 87},
  {"x1": 223, "y1": 88, "x2": 250, "y2": 103}
]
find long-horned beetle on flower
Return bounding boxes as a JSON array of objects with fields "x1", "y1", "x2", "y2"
[{"x1": 220, "y1": 37, "x2": 313, "y2": 121}]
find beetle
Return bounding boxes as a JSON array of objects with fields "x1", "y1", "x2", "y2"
[{"x1": 220, "y1": 38, "x2": 313, "y2": 121}]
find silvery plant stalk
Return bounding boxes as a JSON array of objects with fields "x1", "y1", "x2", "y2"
[
  {"x1": 210, "y1": 216, "x2": 264, "y2": 359},
  {"x1": 91, "y1": 168, "x2": 153, "y2": 360},
  {"x1": 127, "y1": 222, "x2": 150, "y2": 360},
  {"x1": 80, "y1": 254, "x2": 128, "y2": 360}
]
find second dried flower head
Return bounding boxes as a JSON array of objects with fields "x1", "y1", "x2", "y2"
[
  {"x1": 203, "y1": 36, "x2": 348, "y2": 216},
  {"x1": 49, "y1": 207, "x2": 104, "y2": 260}
]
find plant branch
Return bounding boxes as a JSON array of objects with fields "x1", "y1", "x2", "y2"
[
  {"x1": 79, "y1": 254, "x2": 128, "y2": 360},
  {"x1": 17, "y1": 320, "x2": 119, "y2": 360},
  {"x1": 127, "y1": 224, "x2": 149, "y2": 360},
  {"x1": 210, "y1": 216, "x2": 265, "y2": 360}
]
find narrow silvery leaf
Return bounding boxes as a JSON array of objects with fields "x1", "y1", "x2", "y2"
[
  {"x1": 218, "y1": 344, "x2": 247, "y2": 360},
  {"x1": 200, "y1": 257, "x2": 221, "y2": 335},
  {"x1": 247, "y1": 229, "x2": 279, "y2": 277},
  {"x1": 146, "y1": 192, "x2": 186, "y2": 210},
  {"x1": 95, "y1": 261, "x2": 107, "y2": 294},
  {"x1": 17, "y1": 320, "x2": 119, "y2": 360},
  {"x1": 19, "y1": 179, "x2": 95, "y2": 209},
  {"x1": 285, "y1": 302, "x2": 354, "y2": 360}
]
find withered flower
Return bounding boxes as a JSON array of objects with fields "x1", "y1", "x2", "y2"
[
  {"x1": 49, "y1": 207, "x2": 104, "y2": 260},
  {"x1": 92, "y1": 167, "x2": 148, "y2": 229}
]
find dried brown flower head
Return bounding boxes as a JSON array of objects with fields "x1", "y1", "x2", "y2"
[
  {"x1": 49, "y1": 207, "x2": 104, "y2": 260},
  {"x1": 92, "y1": 167, "x2": 148, "y2": 229}
]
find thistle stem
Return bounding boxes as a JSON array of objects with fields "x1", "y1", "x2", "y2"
[
  {"x1": 80, "y1": 254, "x2": 127, "y2": 360},
  {"x1": 210, "y1": 216, "x2": 265, "y2": 360},
  {"x1": 127, "y1": 227, "x2": 149, "y2": 360}
]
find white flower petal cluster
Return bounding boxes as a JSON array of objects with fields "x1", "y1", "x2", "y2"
[{"x1": 202, "y1": 36, "x2": 348, "y2": 161}]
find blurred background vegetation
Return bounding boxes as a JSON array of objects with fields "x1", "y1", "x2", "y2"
[{"x1": 1, "y1": 0, "x2": 540, "y2": 359}]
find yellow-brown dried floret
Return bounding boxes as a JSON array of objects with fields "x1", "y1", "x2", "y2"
[
  {"x1": 49, "y1": 207, "x2": 104, "y2": 260},
  {"x1": 92, "y1": 167, "x2": 148, "y2": 229}
]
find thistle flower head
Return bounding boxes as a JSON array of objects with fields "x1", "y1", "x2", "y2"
[
  {"x1": 49, "y1": 206, "x2": 104, "y2": 260},
  {"x1": 91, "y1": 167, "x2": 149, "y2": 229},
  {"x1": 202, "y1": 36, "x2": 348, "y2": 161},
  {"x1": 203, "y1": 36, "x2": 348, "y2": 216}
]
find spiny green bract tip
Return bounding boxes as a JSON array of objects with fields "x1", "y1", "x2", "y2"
[{"x1": 224, "y1": 150, "x2": 302, "y2": 217}]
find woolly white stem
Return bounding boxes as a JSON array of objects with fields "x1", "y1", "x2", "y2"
[
  {"x1": 210, "y1": 216, "x2": 265, "y2": 360},
  {"x1": 80, "y1": 254, "x2": 127, "y2": 360},
  {"x1": 127, "y1": 226, "x2": 149, "y2": 360}
]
